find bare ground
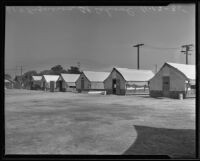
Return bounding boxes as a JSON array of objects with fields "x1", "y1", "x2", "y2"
[{"x1": 5, "y1": 89, "x2": 195, "y2": 157}]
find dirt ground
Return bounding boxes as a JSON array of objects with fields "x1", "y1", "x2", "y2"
[{"x1": 5, "y1": 89, "x2": 195, "y2": 157}]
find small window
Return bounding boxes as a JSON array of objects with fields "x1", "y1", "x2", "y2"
[{"x1": 191, "y1": 85, "x2": 196, "y2": 89}]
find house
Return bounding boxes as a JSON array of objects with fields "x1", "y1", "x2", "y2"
[
  {"x1": 5, "y1": 79, "x2": 14, "y2": 89},
  {"x1": 41, "y1": 75, "x2": 60, "y2": 91},
  {"x1": 76, "y1": 71, "x2": 110, "y2": 92},
  {"x1": 31, "y1": 76, "x2": 43, "y2": 90},
  {"x1": 57, "y1": 73, "x2": 80, "y2": 92},
  {"x1": 149, "y1": 62, "x2": 195, "y2": 99},
  {"x1": 104, "y1": 67, "x2": 154, "y2": 95}
]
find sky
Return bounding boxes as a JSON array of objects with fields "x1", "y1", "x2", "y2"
[{"x1": 5, "y1": 5, "x2": 195, "y2": 78}]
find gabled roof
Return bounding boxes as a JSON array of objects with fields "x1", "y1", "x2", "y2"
[
  {"x1": 60, "y1": 73, "x2": 80, "y2": 82},
  {"x1": 83, "y1": 71, "x2": 110, "y2": 82},
  {"x1": 166, "y1": 62, "x2": 195, "y2": 80},
  {"x1": 32, "y1": 76, "x2": 42, "y2": 81},
  {"x1": 114, "y1": 67, "x2": 154, "y2": 82},
  {"x1": 42, "y1": 75, "x2": 60, "y2": 82},
  {"x1": 5, "y1": 79, "x2": 11, "y2": 83}
]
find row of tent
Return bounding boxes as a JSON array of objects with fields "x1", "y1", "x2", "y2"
[
  {"x1": 30, "y1": 62, "x2": 196, "y2": 99},
  {"x1": 31, "y1": 68, "x2": 154, "y2": 94}
]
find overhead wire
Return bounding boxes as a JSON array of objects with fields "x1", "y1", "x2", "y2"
[{"x1": 143, "y1": 44, "x2": 181, "y2": 50}]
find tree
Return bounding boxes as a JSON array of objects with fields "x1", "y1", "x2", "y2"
[
  {"x1": 67, "y1": 66, "x2": 81, "y2": 74},
  {"x1": 51, "y1": 65, "x2": 63, "y2": 72},
  {"x1": 38, "y1": 70, "x2": 54, "y2": 76},
  {"x1": 50, "y1": 65, "x2": 68, "y2": 75},
  {"x1": 22, "y1": 70, "x2": 38, "y2": 89},
  {"x1": 38, "y1": 65, "x2": 69, "y2": 76}
]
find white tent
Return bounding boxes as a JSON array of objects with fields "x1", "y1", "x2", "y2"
[
  {"x1": 83, "y1": 71, "x2": 110, "y2": 82},
  {"x1": 42, "y1": 75, "x2": 60, "y2": 82},
  {"x1": 42, "y1": 75, "x2": 60, "y2": 89},
  {"x1": 32, "y1": 76, "x2": 42, "y2": 81},
  {"x1": 166, "y1": 62, "x2": 195, "y2": 81},
  {"x1": 60, "y1": 73, "x2": 80, "y2": 86},
  {"x1": 115, "y1": 67, "x2": 154, "y2": 82}
]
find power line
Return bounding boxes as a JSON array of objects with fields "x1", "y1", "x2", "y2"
[{"x1": 143, "y1": 44, "x2": 180, "y2": 50}]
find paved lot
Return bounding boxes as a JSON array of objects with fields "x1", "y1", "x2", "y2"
[{"x1": 5, "y1": 89, "x2": 195, "y2": 157}]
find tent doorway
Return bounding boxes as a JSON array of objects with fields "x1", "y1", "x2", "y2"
[
  {"x1": 112, "y1": 79, "x2": 116, "y2": 94},
  {"x1": 163, "y1": 76, "x2": 170, "y2": 97},
  {"x1": 59, "y1": 80, "x2": 62, "y2": 91},
  {"x1": 81, "y1": 77, "x2": 84, "y2": 90}
]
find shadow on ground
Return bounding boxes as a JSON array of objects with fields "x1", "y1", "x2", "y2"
[
  {"x1": 138, "y1": 95, "x2": 164, "y2": 99},
  {"x1": 123, "y1": 125, "x2": 195, "y2": 159}
]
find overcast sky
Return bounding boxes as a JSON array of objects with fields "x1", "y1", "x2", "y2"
[{"x1": 5, "y1": 5, "x2": 195, "y2": 77}]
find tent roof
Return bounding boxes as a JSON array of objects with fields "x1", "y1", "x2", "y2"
[
  {"x1": 60, "y1": 73, "x2": 80, "y2": 82},
  {"x1": 83, "y1": 71, "x2": 110, "y2": 82},
  {"x1": 32, "y1": 76, "x2": 42, "y2": 81},
  {"x1": 114, "y1": 67, "x2": 154, "y2": 82},
  {"x1": 166, "y1": 62, "x2": 195, "y2": 80},
  {"x1": 5, "y1": 79, "x2": 14, "y2": 83},
  {"x1": 5, "y1": 79, "x2": 10, "y2": 83},
  {"x1": 42, "y1": 75, "x2": 60, "y2": 82}
]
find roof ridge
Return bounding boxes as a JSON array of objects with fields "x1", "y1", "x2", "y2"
[{"x1": 166, "y1": 62, "x2": 195, "y2": 66}]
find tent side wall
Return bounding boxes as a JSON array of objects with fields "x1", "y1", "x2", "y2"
[
  {"x1": 31, "y1": 80, "x2": 43, "y2": 90},
  {"x1": 65, "y1": 82, "x2": 77, "y2": 92},
  {"x1": 104, "y1": 69, "x2": 126, "y2": 95},
  {"x1": 91, "y1": 82, "x2": 105, "y2": 90},
  {"x1": 149, "y1": 64, "x2": 187, "y2": 98},
  {"x1": 125, "y1": 81, "x2": 149, "y2": 95},
  {"x1": 62, "y1": 81, "x2": 67, "y2": 91},
  {"x1": 76, "y1": 73, "x2": 91, "y2": 92}
]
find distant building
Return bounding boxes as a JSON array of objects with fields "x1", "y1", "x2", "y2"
[
  {"x1": 76, "y1": 71, "x2": 110, "y2": 92},
  {"x1": 149, "y1": 62, "x2": 195, "y2": 99},
  {"x1": 58, "y1": 73, "x2": 80, "y2": 92},
  {"x1": 104, "y1": 67, "x2": 154, "y2": 95},
  {"x1": 41, "y1": 75, "x2": 60, "y2": 91},
  {"x1": 31, "y1": 76, "x2": 43, "y2": 90}
]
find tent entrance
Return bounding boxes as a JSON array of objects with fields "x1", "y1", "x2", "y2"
[
  {"x1": 81, "y1": 77, "x2": 84, "y2": 90},
  {"x1": 163, "y1": 76, "x2": 170, "y2": 97},
  {"x1": 112, "y1": 79, "x2": 116, "y2": 94},
  {"x1": 59, "y1": 81, "x2": 62, "y2": 91}
]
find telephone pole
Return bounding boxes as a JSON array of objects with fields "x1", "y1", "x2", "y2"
[
  {"x1": 16, "y1": 65, "x2": 24, "y2": 76},
  {"x1": 16, "y1": 65, "x2": 24, "y2": 87},
  {"x1": 181, "y1": 44, "x2": 193, "y2": 64},
  {"x1": 20, "y1": 65, "x2": 23, "y2": 77},
  {"x1": 133, "y1": 43, "x2": 144, "y2": 69}
]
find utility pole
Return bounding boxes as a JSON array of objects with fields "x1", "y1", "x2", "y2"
[
  {"x1": 16, "y1": 65, "x2": 24, "y2": 88},
  {"x1": 15, "y1": 66, "x2": 18, "y2": 77},
  {"x1": 20, "y1": 65, "x2": 23, "y2": 77},
  {"x1": 16, "y1": 65, "x2": 24, "y2": 76},
  {"x1": 133, "y1": 43, "x2": 144, "y2": 69},
  {"x1": 181, "y1": 44, "x2": 193, "y2": 64}
]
